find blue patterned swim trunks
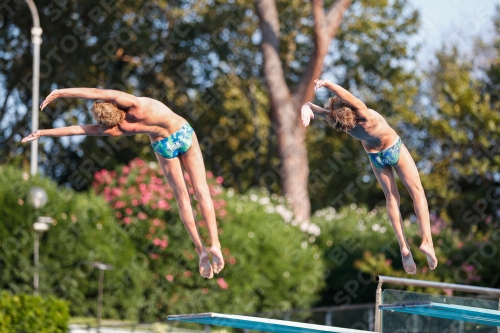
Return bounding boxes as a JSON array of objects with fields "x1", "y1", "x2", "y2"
[
  {"x1": 151, "y1": 123, "x2": 194, "y2": 159},
  {"x1": 367, "y1": 137, "x2": 402, "y2": 168}
]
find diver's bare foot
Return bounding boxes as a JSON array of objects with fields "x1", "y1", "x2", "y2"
[
  {"x1": 419, "y1": 243, "x2": 438, "y2": 270},
  {"x1": 401, "y1": 248, "x2": 417, "y2": 275},
  {"x1": 198, "y1": 250, "x2": 214, "y2": 279},
  {"x1": 209, "y1": 246, "x2": 225, "y2": 274}
]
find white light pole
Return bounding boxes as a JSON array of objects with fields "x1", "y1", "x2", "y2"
[
  {"x1": 28, "y1": 186, "x2": 53, "y2": 296},
  {"x1": 26, "y1": 0, "x2": 42, "y2": 176},
  {"x1": 92, "y1": 262, "x2": 113, "y2": 332},
  {"x1": 33, "y1": 216, "x2": 54, "y2": 295}
]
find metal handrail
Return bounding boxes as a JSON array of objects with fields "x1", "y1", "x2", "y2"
[
  {"x1": 377, "y1": 276, "x2": 500, "y2": 297},
  {"x1": 374, "y1": 275, "x2": 500, "y2": 332}
]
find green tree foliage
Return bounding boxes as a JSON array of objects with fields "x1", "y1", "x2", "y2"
[
  {"x1": 93, "y1": 159, "x2": 325, "y2": 319},
  {"x1": 0, "y1": 291, "x2": 69, "y2": 333},
  {"x1": 484, "y1": 4, "x2": 500, "y2": 104},
  {"x1": 409, "y1": 46, "x2": 500, "y2": 232},
  {"x1": 0, "y1": 165, "x2": 148, "y2": 320}
]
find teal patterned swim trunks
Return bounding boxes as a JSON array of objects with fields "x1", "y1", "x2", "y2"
[
  {"x1": 151, "y1": 123, "x2": 194, "y2": 159},
  {"x1": 367, "y1": 137, "x2": 402, "y2": 168}
]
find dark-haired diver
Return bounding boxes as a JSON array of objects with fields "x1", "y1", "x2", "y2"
[{"x1": 301, "y1": 79, "x2": 437, "y2": 274}]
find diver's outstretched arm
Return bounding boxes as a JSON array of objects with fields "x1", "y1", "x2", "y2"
[
  {"x1": 301, "y1": 102, "x2": 329, "y2": 127},
  {"x1": 313, "y1": 79, "x2": 370, "y2": 118},
  {"x1": 40, "y1": 88, "x2": 139, "y2": 110},
  {"x1": 21, "y1": 124, "x2": 123, "y2": 142}
]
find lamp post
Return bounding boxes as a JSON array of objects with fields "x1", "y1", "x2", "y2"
[
  {"x1": 28, "y1": 186, "x2": 52, "y2": 295},
  {"x1": 25, "y1": 0, "x2": 42, "y2": 176},
  {"x1": 33, "y1": 216, "x2": 54, "y2": 295},
  {"x1": 92, "y1": 262, "x2": 113, "y2": 332}
]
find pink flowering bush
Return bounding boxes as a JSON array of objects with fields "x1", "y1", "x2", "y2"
[{"x1": 94, "y1": 158, "x2": 226, "y2": 257}]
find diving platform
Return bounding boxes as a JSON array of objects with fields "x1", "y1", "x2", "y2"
[
  {"x1": 168, "y1": 312, "x2": 373, "y2": 333},
  {"x1": 379, "y1": 301, "x2": 500, "y2": 327}
]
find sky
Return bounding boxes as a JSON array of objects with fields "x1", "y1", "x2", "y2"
[{"x1": 411, "y1": 0, "x2": 500, "y2": 64}]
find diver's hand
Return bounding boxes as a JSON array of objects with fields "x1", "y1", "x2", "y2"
[
  {"x1": 40, "y1": 89, "x2": 61, "y2": 110},
  {"x1": 314, "y1": 79, "x2": 332, "y2": 91},
  {"x1": 301, "y1": 104, "x2": 314, "y2": 127},
  {"x1": 22, "y1": 130, "x2": 42, "y2": 143}
]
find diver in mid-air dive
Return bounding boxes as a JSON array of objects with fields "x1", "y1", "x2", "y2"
[
  {"x1": 23, "y1": 87, "x2": 225, "y2": 279},
  {"x1": 301, "y1": 79, "x2": 438, "y2": 274}
]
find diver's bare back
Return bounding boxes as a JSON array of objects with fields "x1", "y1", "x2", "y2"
[
  {"x1": 349, "y1": 108, "x2": 399, "y2": 153},
  {"x1": 119, "y1": 97, "x2": 187, "y2": 141}
]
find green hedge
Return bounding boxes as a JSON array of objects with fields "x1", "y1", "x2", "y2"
[
  {"x1": 0, "y1": 165, "x2": 148, "y2": 320},
  {"x1": 0, "y1": 291, "x2": 69, "y2": 333}
]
